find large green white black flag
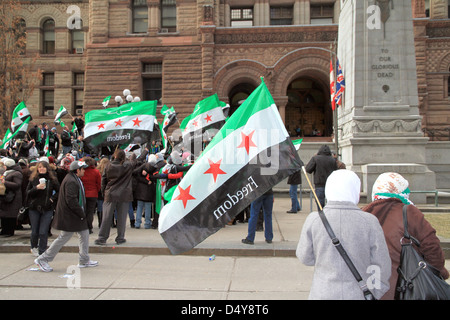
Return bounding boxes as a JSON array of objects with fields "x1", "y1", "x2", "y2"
[
  {"x1": 83, "y1": 100, "x2": 157, "y2": 149},
  {"x1": 180, "y1": 94, "x2": 227, "y2": 156},
  {"x1": 159, "y1": 80, "x2": 303, "y2": 254}
]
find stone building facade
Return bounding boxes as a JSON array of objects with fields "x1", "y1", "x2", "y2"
[{"x1": 16, "y1": 0, "x2": 450, "y2": 142}]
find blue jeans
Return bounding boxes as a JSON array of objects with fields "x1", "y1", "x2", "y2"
[
  {"x1": 29, "y1": 209, "x2": 53, "y2": 255},
  {"x1": 289, "y1": 184, "x2": 301, "y2": 211},
  {"x1": 135, "y1": 201, "x2": 153, "y2": 228},
  {"x1": 315, "y1": 186, "x2": 325, "y2": 210},
  {"x1": 246, "y1": 194, "x2": 274, "y2": 242}
]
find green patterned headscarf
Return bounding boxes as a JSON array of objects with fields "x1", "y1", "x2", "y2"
[{"x1": 372, "y1": 172, "x2": 413, "y2": 205}]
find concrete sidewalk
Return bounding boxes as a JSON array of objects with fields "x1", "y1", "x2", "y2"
[
  {"x1": 1, "y1": 194, "x2": 448, "y2": 257},
  {"x1": 0, "y1": 195, "x2": 448, "y2": 301}
]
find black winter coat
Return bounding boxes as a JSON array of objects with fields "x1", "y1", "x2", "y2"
[
  {"x1": 102, "y1": 159, "x2": 136, "y2": 202},
  {"x1": 52, "y1": 172, "x2": 87, "y2": 232},
  {"x1": 287, "y1": 169, "x2": 302, "y2": 185},
  {"x1": 0, "y1": 165, "x2": 23, "y2": 218},
  {"x1": 26, "y1": 173, "x2": 59, "y2": 212},
  {"x1": 305, "y1": 145, "x2": 337, "y2": 187},
  {"x1": 133, "y1": 162, "x2": 154, "y2": 202}
]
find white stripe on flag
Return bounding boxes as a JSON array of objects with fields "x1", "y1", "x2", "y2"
[
  {"x1": 84, "y1": 114, "x2": 155, "y2": 138},
  {"x1": 159, "y1": 104, "x2": 287, "y2": 233},
  {"x1": 182, "y1": 107, "x2": 225, "y2": 136}
]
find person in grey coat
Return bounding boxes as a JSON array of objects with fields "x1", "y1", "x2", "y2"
[{"x1": 297, "y1": 169, "x2": 391, "y2": 300}]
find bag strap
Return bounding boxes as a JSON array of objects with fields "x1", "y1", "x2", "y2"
[
  {"x1": 402, "y1": 205, "x2": 420, "y2": 246},
  {"x1": 318, "y1": 210, "x2": 376, "y2": 300}
]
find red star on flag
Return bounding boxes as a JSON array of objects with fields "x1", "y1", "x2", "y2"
[
  {"x1": 192, "y1": 120, "x2": 199, "y2": 127},
  {"x1": 173, "y1": 185, "x2": 196, "y2": 208},
  {"x1": 204, "y1": 114, "x2": 212, "y2": 123},
  {"x1": 237, "y1": 130, "x2": 257, "y2": 155},
  {"x1": 204, "y1": 159, "x2": 226, "y2": 183},
  {"x1": 97, "y1": 123, "x2": 106, "y2": 130},
  {"x1": 132, "y1": 117, "x2": 142, "y2": 127},
  {"x1": 115, "y1": 119, "x2": 123, "y2": 127},
  {"x1": 19, "y1": 112, "x2": 23, "y2": 116}
]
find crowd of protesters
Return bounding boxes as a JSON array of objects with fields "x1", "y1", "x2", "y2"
[
  {"x1": 0, "y1": 118, "x2": 191, "y2": 251},
  {"x1": 0, "y1": 117, "x2": 448, "y2": 299}
]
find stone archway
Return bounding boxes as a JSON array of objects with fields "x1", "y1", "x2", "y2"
[
  {"x1": 228, "y1": 82, "x2": 257, "y2": 115},
  {"x1": 271, "y1": 48, "x2": 333, "y2": 136},
  {"x1": 214, "y1": 59, "x2": 268, "y2": 103},
  {"x1": 285, "y1": 77, "x2": 332, "y2": 137}
]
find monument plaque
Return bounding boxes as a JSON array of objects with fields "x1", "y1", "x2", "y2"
[{"x1": 337, "y1": 0, "x2": 436, "y2": 202}]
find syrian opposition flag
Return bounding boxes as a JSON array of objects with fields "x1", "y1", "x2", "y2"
[
  {"x1": 293, "y1": 138, "x2": 303, "y2": 151},
  {"x1": 158, "y1": 79, "x2": 303, "y2": 254},
  {"x1": 180, "y1": 94, "x2": 226, "y2": 156},
  {"x1": 54, "y1": 105, "x2": 69, "y2": 123},
  {"x1": 43, "y1": 134, "x2": 50, "y2": 157},
  {"x1": 11, "y1": 101, "x2": 32, "y2": 133},
  {"x1": 161, "y1": 106, "x2": 177, "y2": 132},
  {"x1": 330, "y1": 60, "x2": 336, "y2": 111},
  {"x1": 83, "y1": 100, "x2": 157, "y2": 150},
  {"x1": 0, "y1": 129, "x2": 13, "y2": 149},
  {"x1": 102, "y1": 96, "x2": 111, "y2": 108},
  {"x1": 2, "y1": 117, "x2": 31, "y2": 149}
]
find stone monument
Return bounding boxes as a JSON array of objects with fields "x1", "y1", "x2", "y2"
[{"x1": 337, "y1": 0, "x2": 435, "y2": 202}]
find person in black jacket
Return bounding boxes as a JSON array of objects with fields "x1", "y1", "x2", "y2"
[
  {"x1": 34, "y1": 160, "x2": 98, "y2": 272},
  {"x1": 286, "y1": 168, "x2": 302, "y2": 213},
  {"x1": 26, "y1": 161, "x2": 59, "y2": 256},
  {"x1": 60, "y1": 127, "x2": 73, "y2": 155},
  {"x1": 305, "y1": 144, "x2": 337, "y2": 209}
]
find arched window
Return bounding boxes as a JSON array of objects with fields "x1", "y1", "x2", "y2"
[{"x1": 42, "y1": 19, "x2": 55, "y2": 54}]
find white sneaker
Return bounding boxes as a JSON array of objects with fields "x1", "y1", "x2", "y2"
[
  {"x1": 34, "y1": 258, "x2": 53, "y2": 272},
  {"x1": 30, "y1": 248, "x2": 39, "y2": 257},
  {"x1": 78, "y1": 260, "x2": 98, "y2": 268}
]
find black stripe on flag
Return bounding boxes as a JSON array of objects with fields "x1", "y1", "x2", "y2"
[
  {"x1": 160, "y1": 139, "x2": 303, "y2": 255},
  {"x1": 84, "y1": 128, "x2": 154, "y2": 150}
]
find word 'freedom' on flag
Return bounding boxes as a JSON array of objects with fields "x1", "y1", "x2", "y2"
[
  {"x1": 83, "y1": 100, "x2": 157, "y2": 150},
  {"x1": 158, "y1": 79, "x2": 303, "y2": 255}
]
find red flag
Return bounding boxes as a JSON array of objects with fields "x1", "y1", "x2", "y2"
[{"x1": 330, "y1": 60, "x2": 336, "y2": 111}]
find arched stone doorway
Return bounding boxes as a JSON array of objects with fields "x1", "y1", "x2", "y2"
[
  {"x1": 228, "y1": 82, "x2": 257, "y2": 115},
  {"x1": 285, "y1": 77, "x2": 332, "y2": 137}
]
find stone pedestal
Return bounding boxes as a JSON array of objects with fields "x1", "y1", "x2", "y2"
[{"x1": 337, "y1": 0, "x2": 436, "y2": 197}]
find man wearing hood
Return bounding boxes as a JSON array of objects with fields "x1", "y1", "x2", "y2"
[{"x1": 305, "y1": 144, "x2": 337, "y2": 209}]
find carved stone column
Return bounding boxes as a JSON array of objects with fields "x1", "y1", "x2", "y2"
[
  {"x1": 147, "y1": 0, "x2": 160, "y2": 34},
  {"x1": 337, "y1": 0, "x2": 435, "y2": 201},
  {"x1": 273, "y1": 96, "x2": 288, "y2": 125},
  {"x1": 201, "y1": 5, "x2": 215, "y2": 98},
  {"x1": 430, "y1": 0, "x2": 448, "y2": 19},
  {"x1": 89, "y1": 0, "x2": 109, "y2": 43}
]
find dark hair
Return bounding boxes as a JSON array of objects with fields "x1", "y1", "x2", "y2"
[
  {"x1": 83, "y1": 156, "x2": 96, "y2": 167},
  {"x1": 113, "y1": 149, "x2": 125, "y2": 163}
]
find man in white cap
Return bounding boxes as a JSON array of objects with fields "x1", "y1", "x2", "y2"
[{"x1": 35, "y1": 160, "x2": 98, "y2": 272}]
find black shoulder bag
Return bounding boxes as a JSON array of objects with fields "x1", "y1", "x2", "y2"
[
  {"x1": 318, "y1": 210, "x2": 377, "y2": 300},
  {"x1": 395, "y1": 205, "x2": 450, "y2": 300}
]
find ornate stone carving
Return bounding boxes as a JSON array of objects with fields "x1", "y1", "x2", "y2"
[
  {"x1": 341, "y1": 119, "x2": 423, "y2": 138},
  {"x1": 215, "y1": 31, "x2": 337, "y2": 45}
]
